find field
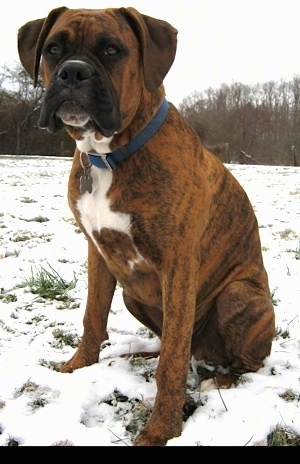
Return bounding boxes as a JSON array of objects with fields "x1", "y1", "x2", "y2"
[{"x1": 0, "y1": 155, "x2": 299, "y2": 446}]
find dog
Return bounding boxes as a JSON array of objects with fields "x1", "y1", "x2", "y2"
[{"x1": 18, "y1": 6, "x2": 275, "y2": 446}]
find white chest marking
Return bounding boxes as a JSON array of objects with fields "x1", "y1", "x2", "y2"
[
  {"x1": 76, "y1": 166, "x2": 131, "y2": 255},
  {"x1": 75, "y1": 133, "x2": 145, "y2": 267}
]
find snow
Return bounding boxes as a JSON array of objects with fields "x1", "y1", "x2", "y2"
[{"x1": 0, "y1": 155, "x2": 299, "y2": 446}]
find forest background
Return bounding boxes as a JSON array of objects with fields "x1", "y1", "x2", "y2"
[{"x1": 1, "y1": 64, "x2": 300, "y2": 166}]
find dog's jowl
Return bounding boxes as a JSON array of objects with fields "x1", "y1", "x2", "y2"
[{"x1": 18, "y1": 6, "x2": 275, "y2": 446}]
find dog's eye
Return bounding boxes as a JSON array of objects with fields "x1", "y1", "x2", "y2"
[
  {"x1": 104, "y1": 45, "x2": 119, "y2": 56},
  {"x1": 46, "y1": 43, "x2": 60, "y2": 56}
]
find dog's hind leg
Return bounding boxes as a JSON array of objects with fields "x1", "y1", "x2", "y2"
[
  {"x1": 123, "y1": 291, "x2": 163, "y2": 337},
  {"x1": 193, "y1": 279, "x2": 275, "y2": 374},
  {"x1": 120, "y1": 292, "x2": 163, "y2": 358}
]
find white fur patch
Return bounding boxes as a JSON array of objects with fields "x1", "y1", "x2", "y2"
[
  {"x1": 75, "y1": 133, "x2": 145, "y2": 268},
  {"x1": 77, "y1": 166, "x2": 131, "y2": 255},
  {"x1": 76, "y1": 131, "x2": 113, "y2": 154}
]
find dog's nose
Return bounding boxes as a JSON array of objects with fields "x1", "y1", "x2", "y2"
[{"x1": 57, "y1": 60, "x2": 93, "y2": 87}]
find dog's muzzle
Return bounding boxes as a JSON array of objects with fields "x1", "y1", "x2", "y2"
[{"x1": 38, "y1": 59, "x2": 121, "y2": 136}]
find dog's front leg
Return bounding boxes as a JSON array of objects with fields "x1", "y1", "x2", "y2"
[
  {"x1": 60, "y1": 240, "x2": 116, "y2": 373},
  {"x1": 134, "y1": 259, "x2": 197, "y2": 446}
]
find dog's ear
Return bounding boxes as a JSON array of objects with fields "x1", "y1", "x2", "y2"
[
  {"x1": 121, "y1": 7, "x2": 178, "y2": 93},
  {"x1": 18, "y1": 6, "x2": 68, "y2": 87}
]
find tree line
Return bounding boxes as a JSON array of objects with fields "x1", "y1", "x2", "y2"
[
  {"x1": 179, "y1": 78, "x2": 300, "y2": 165},
  {"x1": 0, "y1": 64, "x2": 74, "y2": 157},
  {"x1": 1, "y1": 63, "x2": 300, "y2": 165}
]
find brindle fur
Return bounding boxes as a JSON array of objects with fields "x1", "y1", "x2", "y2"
[{"x1": 18, "y1": 7, "x2": 275, "y2": 446}]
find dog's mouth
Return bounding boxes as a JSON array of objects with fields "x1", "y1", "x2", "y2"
[
  {"x1": 56, "y1": 101, "x2": 90, "y2": 127},
  {"x1": 39, "y1": 98, "x2": 118, "y2": 138}
]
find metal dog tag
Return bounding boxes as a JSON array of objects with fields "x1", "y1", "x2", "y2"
[
  {"x1": 80, "y1": 174, "x2": 93, "y2": 194},
  {"x1": 79, "y1": 152, "x2": 93, "y2": 194}
]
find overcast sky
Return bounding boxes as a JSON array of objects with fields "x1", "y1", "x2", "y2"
[{"x1": 3, "y1": 0, "x2": 300, "y2": 105}]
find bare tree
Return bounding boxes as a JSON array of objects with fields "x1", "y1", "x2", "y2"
[
  {"x1": 178, "y1": 78, "x2": 300, "y2": 165},
  {"x1": 0, "y1": 64, "x2": 44, "y2": 154},
  {"x1": 0, "y1": 63, "x2": 74, "y2": 156}
]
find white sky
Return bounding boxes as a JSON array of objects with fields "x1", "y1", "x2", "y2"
[
  {"x1": 0, "y1": 156, "x2": 299, "y2": 446},
  {"x1": 3, "y1": 0, "x2": 300, "y2": 105}
]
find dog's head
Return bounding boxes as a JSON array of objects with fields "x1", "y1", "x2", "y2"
[{"x1": 18, "y1": 6, "x2": 177, "y2": 141}]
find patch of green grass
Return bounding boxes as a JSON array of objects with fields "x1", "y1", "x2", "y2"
[
  {"x1": 38, "y1": 359, "x2": 64, "y2": 371},
  {"x1": 267, "y1": 424, "x2": 300, "y2": 446},
  {"x1": 11, "y1": 233, "x2": 32, "y2": 242},
  {"x1": 136, "y1": 326, "x2": 156, "y2": 339},
  {"x1": 28, "y1": 315, "x2": 45, "y2": 324},
  {"x1": 279, "y1": 389, "x2": 300, "y2": 403},
  {"x1": 52, "y1": 439, "x2": 74, "y2": 446},
  {"x1": 286, "y1": 242, "x2": 300, "y2": 259},
  {"x1": 103, "y1": 390, "x2": 152, "y2": 439},
  {"x1": 270, "y1": 286, "x2": 279, "y2": 306},
  {"x1": 51, "y1": 328, "x2": 81, "y2": 348},
  {"x1": 274, "y1": 326, "x2": 290, "y2": 340},
  {"x1": 56, "y1": 301, "x2": 81, "y2": 310},
  {"x1": 29, "y1": 397, "x2": 48, "y2": 409},
  {"x1": 62, "y1": 217, "x2": 77, "y2": 226},
  {"x1": 9, "y1": 248, "x2": 21, "y2": 257},
  {"x1": 279, "y1": 228, "x2": 294, "y2": 239},
  {"x1": 128, "y1": 356, "x2": 157, "y2": 383},
  {"x1": 14, "y1": 380, "x2": 39, "y2": 397},
  {"x1": 0, "y1": 293, "x2": 17, "y2": 303},
  {"x1": 20, "y1": 197, "x2": 37, "y2": 203},
  {"x1": 13, "y1": 380, "x2": 53, "y2": 412},
  {"x1": 22, "y1": 262, "x2": 77, "y2": 301},
  {"x1": 0, "y1": 319, "x2": 15, "y2": 333},
  {"x1": 23, "y1": 215, "x2": 49, "y2": 223},
  {"x1": 6, "y1": 436, "x2": 19, "y2": 446},
  {"x1": 293, "y1": 243, "x2": 300, "y2": 260}
]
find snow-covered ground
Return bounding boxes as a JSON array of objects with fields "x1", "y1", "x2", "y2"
[{"x1": 0, "y1": 155, "x2": 299, "y2": 446}]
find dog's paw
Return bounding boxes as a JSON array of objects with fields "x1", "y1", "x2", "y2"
[
  {"x1": 199, "y1": 378, "x2": 216, "y2": 392},
  {"x1": 60, "y1": 361, "x2": 77, "y2": 373},
  {"x1": 200, "y1": 374, "x2": 240, "y2": 391},
  {"x1": 134, "y1": 415, "x2": 182, "y2": 446},
  {"x1": 134, "y1": 430, "x2": 168, "y2": 446},
  {"x1": 59, "y1": 350, "x2": 99, "y2": 373}
]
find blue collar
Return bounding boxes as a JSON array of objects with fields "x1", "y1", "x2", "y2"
[{"x1": 87, "y1": 98, "x2": 169, "y2": 170}]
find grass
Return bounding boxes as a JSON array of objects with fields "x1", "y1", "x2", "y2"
[
  {"x1": 51, "y1": 327, "x2": 81, "y2": 348},
  {"x1": 267, "y1": 424, "x2": 300, "y2": 446},
  {"x1": 270, "y1": 286, "x2": 279, "y2": 306},
  {"x1": 22, "y1": 215, "x2": 49, "y2": 223},
  {"x1": 6, "y1": 437, "x2": 20, "y2": 446},
  {"x1": 11, "y1": 233, "x2": 32, "y2": 242},
  {"x1": 103, "y1": 390, "x2": 152, "y2": 441},
  {"x1": 22, "y1": 261, "x2": 77, "y2": 301},
  {"x1": 293, "y1": 242, "x2": 300, "y2": 260},
  {"x1": 20, "y1": 197, "x2": 37, "y2": 203},
  {"x1": 274, "y1": 326, "x2": 290, "y2": 340},
  {"x1": 279, "y1": 388, "x2": 300, "y2": 402},
  {"x1": 279, "y1": 228, "x2": 298, "y2": 240},
  {"x1": 286, "y1": 241, "x2": 300, "y2": 259},
  {"x1": 14, "y1": 380, "x2": 39, "y2": 397}
]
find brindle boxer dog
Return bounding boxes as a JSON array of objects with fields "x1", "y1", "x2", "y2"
[{"x1": 18, "y1": 6, "x2": 275, "y2": 446}]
